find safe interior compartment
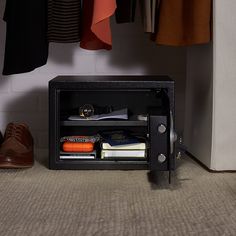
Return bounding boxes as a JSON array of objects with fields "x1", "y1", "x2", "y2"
[{"x1": 59, "y1": 89, "x2": 168, "y2": 163}]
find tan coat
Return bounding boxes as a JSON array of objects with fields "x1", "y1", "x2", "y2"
[{"x1": 154, "y1": 0, "x2": 212, "y2": 46}]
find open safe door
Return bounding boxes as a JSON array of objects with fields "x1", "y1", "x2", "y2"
[{"x1": 148, "y1": 90, "x2": 177, "y2": 183}]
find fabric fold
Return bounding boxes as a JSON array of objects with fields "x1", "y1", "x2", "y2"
[
  {"x1": 80, "y1": 0, "x2": 116, "y2": 50},
  {"x1": 141, "y1": 0, "x2": 156, "y2": 33}
]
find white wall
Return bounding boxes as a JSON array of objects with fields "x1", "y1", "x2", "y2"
[
  {"x1": 185, "y1": 0, "x2": 236, "y2": 170},
  {"x1": 211, "y1": 0, "x2": 236, "y2": 170},
  {"x1": 184, "y1": 44, "x2": 213, "y2": 168},
  {"x1": 0, "y1": 4, "x2": 187, "y2": 152}
]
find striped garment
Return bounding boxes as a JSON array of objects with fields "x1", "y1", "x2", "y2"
[{"x1": 48, "y1": 0, "x2": 81, "y2": 43}]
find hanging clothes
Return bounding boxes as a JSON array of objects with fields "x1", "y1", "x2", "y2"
[
  {"x1": 115, "y1": 0, "x2": 137, "y2": 24},
  {"x1": 48, "y1": 0, "x2": 81, "y2": 43},
  {"x1": 2, "y1": 0, "x2": 48, "y2": 75},
  {"x1": 80, "y1": 0, "x2": 116, "y2": 50},
  {"x1": 153, "y1": 0, "x2": 212, "y2": 46},
  {"x1": 140, "y1": 0, "x2": 157, "y2": 33}
]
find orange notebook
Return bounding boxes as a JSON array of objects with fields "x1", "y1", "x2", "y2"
[{"x1": 62, "y1": 142, "x2": 94, "y2": 152}]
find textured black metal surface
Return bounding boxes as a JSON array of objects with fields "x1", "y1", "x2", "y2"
[
  {"x1": 50, "y1": 161, "x2": 148, "y2": 170},
  {"x1": 61, "y1": 120, "x2": 147, "y2": 127},
  {"x1": 149, "y1": 114, "x2": 168, "y2": 171},
  {"x1": 49, "y1": 76, "x2": 174, "y2": 90},
  {"x1": 50, "y1": 75, "x2": 173, "y2": 82}
]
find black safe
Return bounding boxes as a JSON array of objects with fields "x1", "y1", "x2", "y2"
[{"x1": 49, "y1": 76, "x2": 175, "y2": 179}]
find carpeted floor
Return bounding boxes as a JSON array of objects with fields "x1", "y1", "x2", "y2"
[{"x1": 0, "y1": 154, "x2": 236, "y2": 236}]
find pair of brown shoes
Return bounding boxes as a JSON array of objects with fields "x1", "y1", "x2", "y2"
[{"x1": 0, "y1": 123, "x2": 34, "y2": 168}]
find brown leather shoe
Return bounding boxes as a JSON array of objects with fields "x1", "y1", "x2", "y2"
[{"x1": 0, "y1": 123, "x2": 34, "y2": 168}]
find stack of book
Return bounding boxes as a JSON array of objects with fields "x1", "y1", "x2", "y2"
[
  {"x1": 101, "y1": 142, "x2": 146, "y2": 160},
  {"x1": 100, "y1": 130, "x2": 146, "y2": 160}
]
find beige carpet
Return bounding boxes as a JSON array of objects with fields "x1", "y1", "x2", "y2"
[{"x1": 0, "y1": 154, "x2": 236, "y2": 236}]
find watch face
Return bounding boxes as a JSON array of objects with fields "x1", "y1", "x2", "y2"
[{"x1": 80, "y1": 104, "x2": 94, "y2": 117}]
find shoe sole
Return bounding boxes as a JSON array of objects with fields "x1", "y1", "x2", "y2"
[{"x1": 0, "y1": 162, "x2": 33, "y2": 169}]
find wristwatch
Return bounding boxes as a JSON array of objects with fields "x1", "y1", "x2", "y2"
[
  {"x1": 79, "y1": 104, "x2": 95, "y2": 117},
  {"x1": 79, "y1": 104, "x2": 113, "y2": 118}
]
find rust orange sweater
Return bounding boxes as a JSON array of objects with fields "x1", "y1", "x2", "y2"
[{"x1": 154, "y1": 0, "x2": 212, "y2": 46}]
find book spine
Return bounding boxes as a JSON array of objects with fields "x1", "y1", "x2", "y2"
[{"x1": 101, "y1": 150, "x2": 146, "y2": 158}]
